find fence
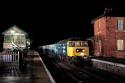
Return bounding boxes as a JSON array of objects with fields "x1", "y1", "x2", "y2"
[{"x1": 0, "y1": 50, "x2": 20, "y2": 70}]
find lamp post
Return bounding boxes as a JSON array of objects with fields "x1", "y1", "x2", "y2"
[
  {"x1": 11, "y1": 30, "x2": 14, "y2": 50},
  {"x1": 11, "y1": 30, "x2": 19, "y2": 68}
]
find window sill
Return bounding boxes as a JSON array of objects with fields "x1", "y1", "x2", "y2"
[
  {"x1": 97, "y1": 31, "x2": 101, "y2": 33},
  {"x1": 117, "y1": 50, "x2": 125, "y2": 51},
  {"x1": 115, "y1": 30, "x2": 125, "y2": 32}
]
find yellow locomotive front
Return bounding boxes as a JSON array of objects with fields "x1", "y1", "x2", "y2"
[{"x1": 67, "y1": 41, "x2": 89, "y2": 57}]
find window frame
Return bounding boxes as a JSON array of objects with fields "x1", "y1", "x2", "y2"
[{"x1": 117, "y1": 18, "x2": 124, "y2": 31}]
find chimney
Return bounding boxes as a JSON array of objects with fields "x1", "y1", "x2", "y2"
[{"x1": 104, "y1": 7, "x2": 112, "y2": 16}]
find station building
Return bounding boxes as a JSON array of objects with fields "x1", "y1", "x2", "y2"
[
  {"x1": 2, "y1": 25, "x2": 30, "y2": 50},
  {"x1": 92, "y1": 9, "x2": 125, "y2": 58}
]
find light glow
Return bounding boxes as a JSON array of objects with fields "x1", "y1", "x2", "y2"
[
  {"x1": 81, "y1": 53, "x2": 84, "y2": 56},
  {"x1": 82, "y1": 49, "x2": 85, "y2": 52},
  {"x1": 11, "y1": 30, "x2": 14, "y2": 34}
]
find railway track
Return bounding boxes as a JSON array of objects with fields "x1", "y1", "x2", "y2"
[
  {"x1": 56, "y1": 62, "x2": 109, "y2": 83},
  {"x1": 72, "y1": 61, "x2": 125, "y2": 83},
  {"x1": 83, "y1": 66, "x2": 125, "y2": 83},
  {"x1": 40, "y1": 53, "x2": 125, "y2": 83},
  {"x1": 41, "y1": 54, "x2": 107, "y2": 83}
]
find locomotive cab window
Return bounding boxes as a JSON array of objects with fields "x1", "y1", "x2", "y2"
[
  {"x1": 68, "y1": 41, "x2": 88, "y2": 47},
  {"x1": 68, "y1": 42, "x2": 75, "y2": 47}
]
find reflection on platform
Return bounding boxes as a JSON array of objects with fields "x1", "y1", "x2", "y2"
[{"x1": 0, "y1": 51, "x2": 51, "y2": 83}]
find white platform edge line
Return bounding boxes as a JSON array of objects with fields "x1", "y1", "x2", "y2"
[
  {"x1": 0, "y1": 76, "x2": 30, "y2": 79},
  {"x1": 38, "y1": 55, "x2": 56, "y2": 83}
]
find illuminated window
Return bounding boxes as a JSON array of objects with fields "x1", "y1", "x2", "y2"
[
  {"x1": 80, "y1": 41, "x2": 88, "y2": 46},
  {"x1": 69, "y1": 42, "x2": 73, "y2": 47},
  {"x1": 68, "y1": 42, "x2": 76, "y2": 47},
  {"x1": 117, "y1": 40, "x2": 124, "y2": 50},
  {"x1": 117, "y1": 18, "x2": 123, "y2": 31},
  {"x1": 4, "y1": 35, "x2": 12, "y2": 43},
  {"x1": 75, "y1": 42, "x2": 80, "y2": 46},
  {"x1": 98, "y1": 19, "x2": 101, "y2": 32},
  {"x1": 68, "y1": 41, "x2": 88, "y2": 47},
  {"x1": 14, "y1": 35, "x2": 25, "y2": 46}
]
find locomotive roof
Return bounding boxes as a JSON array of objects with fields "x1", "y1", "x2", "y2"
[
  {"x1": 66, "y1": 37, "x2": 86, "y2": 41},
  {"x1": 57, "y1": 37, "x2": 87, "y2": 44}
]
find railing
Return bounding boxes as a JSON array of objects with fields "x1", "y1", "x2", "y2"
[{"x1": 0, "y1": 50, "x2": 20, "y2": 70}]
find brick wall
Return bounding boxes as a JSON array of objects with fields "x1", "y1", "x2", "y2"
[{"x1": 94, "y1": 16, "x2": 125, "y2": 58}]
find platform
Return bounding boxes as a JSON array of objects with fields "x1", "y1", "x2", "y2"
[{"x1": 0, "y1": 51, "x2": 54, "y2": 83}]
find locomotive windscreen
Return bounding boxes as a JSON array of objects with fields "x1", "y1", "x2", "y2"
[{"x1": 68, "y1": 41, "x2": 88, "y2": 47}]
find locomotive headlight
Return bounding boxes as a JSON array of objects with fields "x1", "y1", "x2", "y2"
[
  {"x1": 82, "y1": 49, "x2": 85, "y2": 52},
  {"x1": 80, "y1": 53, "x2": 84, "y2": 56},
  {"x1": 76, "y1": 49, "x2": 79, "y2": 52}
]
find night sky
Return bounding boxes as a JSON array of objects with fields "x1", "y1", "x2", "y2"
[{"x1": 0, "y1": 1, "x2": 124, "y2": 48}]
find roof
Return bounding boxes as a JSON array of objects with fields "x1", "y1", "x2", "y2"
[
  {"x1": 91, "y1": 8, "x2": 125, "y2": 24},
  {"x1": 2, "y1": 25, "x2": 28, "y2": 35},
  {"x1": 91, "y1": 14, "x2": 105, "y2": 24}
]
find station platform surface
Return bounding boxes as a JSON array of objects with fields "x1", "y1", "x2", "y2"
[
  {"x1": 0, "y1": 51, "x2": 54, "y2": 83},
  {"x1": 93, "y1": 57, "x2": 125, "y2": 65}
]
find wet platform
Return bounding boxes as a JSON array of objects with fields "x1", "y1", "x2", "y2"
[{"x1": 0, "y1": 51, "x2": 54, "y2": 83}]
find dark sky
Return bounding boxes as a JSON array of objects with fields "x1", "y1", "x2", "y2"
[{"x1": 0, "y1": 1, "x2": 124, "y2": 47}]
